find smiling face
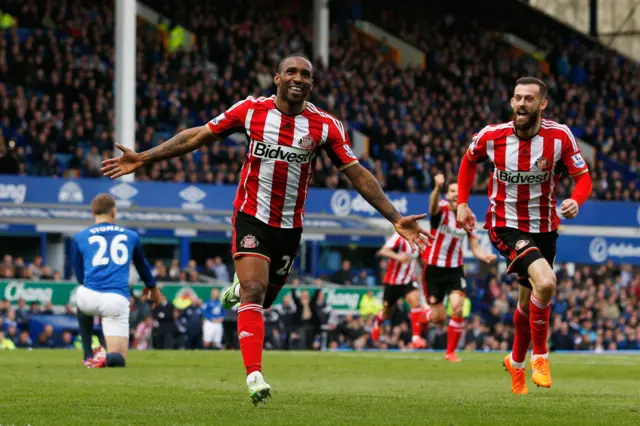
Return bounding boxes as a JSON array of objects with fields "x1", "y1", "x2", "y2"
[
  {"x1": 510, "y1": 83, "x2": 548, "y2": 133},
  {"x1": 274, "y1": 56, "x2": 313, "y2": 106}
]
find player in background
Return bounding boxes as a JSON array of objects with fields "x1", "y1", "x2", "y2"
[
  {"x1": 72, "y1": 194, "x2": 161, "y2": 368},
  {"x1": 371, "y1": 232, "x2": 425, "y2": 348},
  {"x1": 100, "y1": 53, "x2": 432, "y2": 405},
  {"x1": 422, "y1": 173, "x2": 496, "y2": 361},
  {"x1": 202, "y1": 288, "x2": 225, "y2": 349},
  {"x1": 456, "y1": 77, "x2": 592, "y2": 394}
]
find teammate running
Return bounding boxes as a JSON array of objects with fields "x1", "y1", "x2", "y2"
[
  {"x1": 456, "y1": 77, "x2": 592, "y2": 394},
  {"x1": 100, "y1": 53, "x2": 432, "y2": 404},
  {"x1": 73, "y1": 194, "x2": 161, "y2": 368},
  {"x1": 371, "y1": 232, "x2": 425, "y2": 348},
  {"x1": 422, "y1": 173, "x2": 496, "y2": 361}
]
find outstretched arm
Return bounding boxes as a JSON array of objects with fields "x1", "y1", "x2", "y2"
[
  {"x1": 140, "y1": 126, "x2": 218, "y2": 164},
  {"x1": 342, "y1": 164, "x2": 431, "y2": 250},
  {"x1": 101, "y1": 126, "x2": 218, "y2": 179},
  {"x1": 342, "y1": 164, "x2": 402, "y2": 223}
]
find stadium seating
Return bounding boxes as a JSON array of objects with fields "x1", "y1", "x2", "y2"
[{"x1": 0, "y1": 0, "x2": 637, "y2": 200}]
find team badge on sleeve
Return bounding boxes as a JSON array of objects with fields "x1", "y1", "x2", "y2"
[
  {"x1": 240, "y1": 234, "x2": 259, "y2": 249},
  {"x1": 571, "y1": 154, "x2": 585, "y2": 168},
  {"x1": 212, "y1": 113, "x2": 226, "y2": 126},
  {"x1": 343, "y1": 144, "x2": 356, "y2": 159}
]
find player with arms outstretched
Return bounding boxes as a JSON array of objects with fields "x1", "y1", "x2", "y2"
[
  {"x1": 73, "y1": 194, "x2": 161, "y2": 368},
  {"x1": 456, "y1": 77, "x2": 592, "y2": 394},
  {"x1": 423, "y1": 173, "x2": 496, "y2": 361},
  {"x1": 371, "y1": 231, "x2": 425, "y2": 348},
  {"x1": 100, "y1": 53, "x2": 431, "y2": 405}
]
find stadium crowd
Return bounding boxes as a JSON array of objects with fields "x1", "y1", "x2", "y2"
[
  {"x1": 0, "y1": 0, "x2": 638, "y2": 201},
  {"x1": 2, "y1": 256, "x2": 640, "y2": 352}
]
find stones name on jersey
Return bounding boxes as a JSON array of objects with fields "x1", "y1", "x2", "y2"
[{"x1": 88, "y1": 225, "x2": 126, "y2": 234}]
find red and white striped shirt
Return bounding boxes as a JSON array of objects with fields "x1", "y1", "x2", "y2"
[
  {"x1": 383, "y1": 232, "x2": 419, "y2": 285},
  {"x1": 207, "y1": 96, "x2": 359, "y2": 228},
  {"x1": 427, "y1": 201, "x2": 477, "y2": 268},
  {"x1": 467, "y1": 119, "x2": 589, "y2": 233}
]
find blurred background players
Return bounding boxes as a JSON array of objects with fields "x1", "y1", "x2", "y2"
[
  {"x1": 371, "y1": 231, "x2": 425, "y2": 348},
  {"x1": 423, "y1": 173, "x2": 496, "y2": 361},
  {"x1": 457, "y1": 77, "x2": 592, "y2": 394},
  {"x1": 72, "y1": 194, "x2": 162, "y2": 368},
  {"x1": 202, "y1": 288, "x2": 225, "y2": 349}
]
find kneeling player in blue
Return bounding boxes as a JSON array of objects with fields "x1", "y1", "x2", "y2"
[{"x1": 72, "y1": 194, "x2": 161, "y2": 368}]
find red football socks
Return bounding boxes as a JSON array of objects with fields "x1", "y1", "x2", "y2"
[
  {"x1": 410, "y1": 308, "x2": 423, "y2": 338},
  {"x1": 237, "y1": 303, "x2": 264, "y2": 376},
  {"x1": 512, "y1": 304, "x2": 531, "y2": 364},
  {"x1": 424, "y1": 306, "x2": 432, "y2": 323},
  {"x1": 374, "y1": 310, "x2": 385, "y2": 326},
  {"x1": 529, "y1": 294, "x2": 551, "y2": 355},
  {"x1": 446, "y1": 316, "x2": 464, "y2": 354}
]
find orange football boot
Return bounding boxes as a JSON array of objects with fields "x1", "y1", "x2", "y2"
[
  {"x1": 503, "y1": 354, "x2": 528, "y2": 395},
  {"x1": 531, "y1": 356, "x2": 552, "y2": 388},
  {"x1": 444, "y1": 352, "x2": 461, "y2": 362}
]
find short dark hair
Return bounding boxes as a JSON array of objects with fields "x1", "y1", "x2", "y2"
[
  {"x1": 277, "y1": 52, "x2": 312, "y2": 73},
  {"x1": 446, "y1": 178, "x2": 458, "y2": 190},
  {"x1": 91, "y1": 193, "x2": 116, "y2": 216},
  {"x1": 515, "y1": 77, "x2": 547, "y2": 98}
]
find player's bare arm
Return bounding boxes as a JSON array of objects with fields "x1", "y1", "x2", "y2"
[
  {"x1": 342, "y1": 164, "x2": 432, "y2": 250},
  {"x1": 455, "y1": 156, "x2": 477, "y2": 232},
  {"x1": 101, "y1": 126, "x2": 219, "y2": 179},
  {"x1": 469, "y1": 237, "x2": 497, "y2": 264},
  {"x1": 377, "y1": 246, "x2": 411, "y2": 263},
  {"x1": 429, "y1": 173, "x2": 445, "y2": 214}
]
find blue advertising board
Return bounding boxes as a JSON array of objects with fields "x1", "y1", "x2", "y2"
[
  {"x1": 557, "y1": 235, "x2": 640, "y2": 265},
  {"x1": 0, "y1": 176, "x2": 638, "y2": 227}
]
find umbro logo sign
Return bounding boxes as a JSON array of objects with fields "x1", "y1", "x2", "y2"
[{"x1": 239, "y1": 331, "x2": 254, "y2": 339}]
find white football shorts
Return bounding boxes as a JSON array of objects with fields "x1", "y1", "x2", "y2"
[{"x1": 76, "y1": 286, "x2": 130, "y2": 337}]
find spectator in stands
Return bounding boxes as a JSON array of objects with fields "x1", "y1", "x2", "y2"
[
  {"x1": 0, "y1": 330, "x2": 16, "y2": 350},
  {"x1": 37, "y1": 324, "x2": 55, "y2": 348},
  {"x1": 15, "y1": 330, "x2": 33, "y2": 349},
  {"x1": 61, "y1": 330, "x2": 74, "y2": 349},
  {"x1": 359, "y1": 290, "x2": 383, "y2": 318},
  {"x1": 331, "y1": 260, "x2": 354, "y2": 285},
  {"x1": 151, "y1": 295, "x2": 176, "y2": 350}
]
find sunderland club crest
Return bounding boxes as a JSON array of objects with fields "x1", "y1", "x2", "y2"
[
  {"x1": 298, "y1": 134, "x2": 316, "y2": 150},
  {"x1": 534, "y1": 157, "x2": 550, "y2": 170},
  {"x1": 240, "y1": 234, "x2": 259, "y2": 249}
]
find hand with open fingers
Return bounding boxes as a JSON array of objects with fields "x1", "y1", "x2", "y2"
[
  {"x1": 560, "y1": 199, "x2": 579, "y2": 219},
  {"x1": 393, "y1": 213, "x2": 433, "y2": 251},
  {"x1": 101, "y1": 144, "x2": 144, "y2": 179},
  {"x1": 456, "y1": 204, "x2": 475, "y2": 233}
]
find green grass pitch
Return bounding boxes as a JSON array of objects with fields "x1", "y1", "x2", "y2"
[{"x1": 2, "y1": 350, "x2": 639, "y2": 425}]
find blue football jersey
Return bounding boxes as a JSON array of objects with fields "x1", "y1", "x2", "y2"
[
  {"x1": 202, "y1": 299, "x2": 225, "y2": 321},
  {"x1": 72, "y1": 223, "x2": 156, "y2": 300}
]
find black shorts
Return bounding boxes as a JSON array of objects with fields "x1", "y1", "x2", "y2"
[
  {"x1": 232, "y1": 210, "x2": 302, "y2": 286},
  {"x1": 488, "y1": 227, "x2": 558, "y2": 289},
  {"x1": 424, "y1": 265, "x2": 465, "y2": 305},
  {"x1": 383, "y1": 282, "x2": 420, "y2": 306}
]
